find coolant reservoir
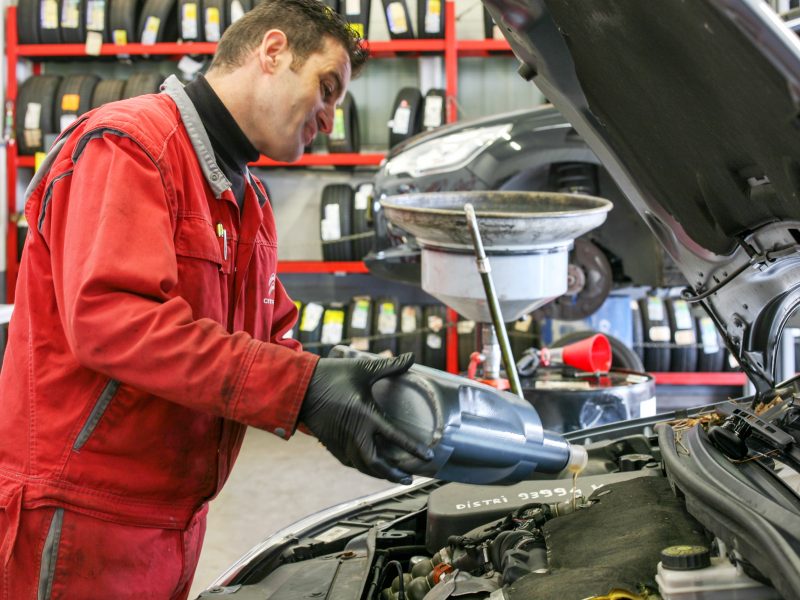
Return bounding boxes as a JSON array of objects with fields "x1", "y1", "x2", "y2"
[{"x1": 329, "y1": 346, "x2": 587, "y2": 485}]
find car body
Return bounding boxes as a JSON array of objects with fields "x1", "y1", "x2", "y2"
[{"x1": 195, "y1": 2, "x2": 800, "y2": 598}]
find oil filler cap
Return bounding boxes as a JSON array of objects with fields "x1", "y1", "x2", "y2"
[{"x1": 660, "y1": 545, "x2": 711, "y2": 571}]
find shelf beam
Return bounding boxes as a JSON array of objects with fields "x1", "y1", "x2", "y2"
[{"x1": 278, "y1": 261, "x2": 369, "y2": 274}]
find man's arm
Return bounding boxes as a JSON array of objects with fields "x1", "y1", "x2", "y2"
[{"x1": 47, "y1": 131, "x2": 317, "y2": 438}]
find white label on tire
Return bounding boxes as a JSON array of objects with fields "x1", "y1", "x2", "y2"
[
  {"x1": 673, "y1": 299, "x2": 693, "y2": 330},
  {"x1": 141, "y1": 16, "x2": 161, "y2": 44},
  {"x1": 377, "y1": 303, "x2": 397, "y2": 334},
  {"x1": 346, "y1": 0, "x2": 360, "y2": 15},
  {"x1": 350, "y1": 337, "x2": 369, "y2": 351},
  {"x1": 386, "y1": 2, "x2": 408, "y2": 34},
  {"x1": 61, "y1": 0, "x2": 80, "y2": 29},
  {"x1": 675, "y1": 329, "x2": 695, "y2": 346},
  {"x1": 392, "y1": 105, "x2": 411, "y2": 135},
  {"x1": 354, "y1": 186, "x2": 371, "y2": 210},
  {"x1": 424, "y1": 0, "x2": 440, "y2": 32},
  {"x1": 86, "y1": 0, "x2": 106, "y2": 30},
  {"x1": 300, "y1": 302, "x2": 324, "y2": 332},
  {"x1": 423, "y1": 95, "x2": 443, "y2": 129},
  {"x1": 649, "y1": 325, "x2": 671, "y2": 342},
  {"x1": 85, "y1": 30, "x2": 103, "y2": 55},
  {"x1": 182, "y1": 3, "x2": 199, "y2": 39},
  {"x1": 456, "y1": 320, "x2": 475, "y2": 335},
  {"x1": 514, "y1": 314, "x2": 532, "y2": 333},
  {"x1": 699, "y1": 317, "x2": 720, "y2": 354},
  {"x1": 59, "y1": 114, "x2": 78, "y2": 131},
  {"x1": 230, "y1": 0, "x2": 244, "y2": 22},
  {"x1": 646, "y1": 297, "x2": 664, "y2": 322},
  {"x1": 42, "y1": 0, "x2": 59, "y2": 29},
  {"x1": 24, "y1": 102, "x2": 42, "y2": 130},
  {"x1": 320, "y1": 309, "x2": 345, "y2": 344},
  {"x1": 427, "y1": 315, "x2": 443, "y2": 332},
  {"x1": 24, "y1": 129, "x2": 42, "y2": 149},
  {"x1": 320, "y1": 204, "x2": 341, "y2": 240},
  {"x1": 205, "y1": 7, "x2": 221, "y2": 41},
  {"x1": 330, "y1": 107, "x2": 346, "y2": 141},
  {"x1": 351, "y1": 299, "x2": 370, "y2": 330},
  {"x1": 426, "y1": 333, "x2": 442, "y2": 349},
  {"x1": 401, "y1": 307, "x2": 417, "y2": 333}
]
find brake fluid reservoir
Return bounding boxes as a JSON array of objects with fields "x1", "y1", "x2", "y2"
[{"x1": 330, "y1": 346, "x2": 587, "y2": 485}]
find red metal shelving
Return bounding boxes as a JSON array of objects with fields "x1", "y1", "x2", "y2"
[
  {"x1": 456, "y1": 39, "x2": 512, "y2": 56},
  {"x1": 278, "y1": 261, "x2": 369, "y2": 274},
  {"x1": 17, "y1": 153, "x2": 385, "y2": 168}
]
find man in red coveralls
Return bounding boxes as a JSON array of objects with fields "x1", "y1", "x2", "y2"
[{"x1": 0, "y1": 1, "x2": 430, "y2": 596}]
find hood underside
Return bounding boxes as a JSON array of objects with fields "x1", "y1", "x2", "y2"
[{"x1": 484, "y1": 0, "x2": 800, "y2": 390}]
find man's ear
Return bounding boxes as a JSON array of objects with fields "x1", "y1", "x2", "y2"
[{"x1": 258, "y1": 29, "x2": 290, "y2": 74}]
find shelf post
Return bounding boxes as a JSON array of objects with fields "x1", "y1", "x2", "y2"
[{"x1": 5, "y1": 6, "x2": 19, "y2": 302}]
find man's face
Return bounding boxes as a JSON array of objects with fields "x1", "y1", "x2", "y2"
[{"x1": 256, "y1": 37, "x2": 352, "y2": 162}]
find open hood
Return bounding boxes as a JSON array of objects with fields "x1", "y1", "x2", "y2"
[{"x1": 484, "y1": 0, "x2": 800, "y2": 392}]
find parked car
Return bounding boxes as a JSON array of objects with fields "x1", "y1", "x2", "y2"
[{"x1": 195, "y1": 2, "x2": 800, "y2": 599}]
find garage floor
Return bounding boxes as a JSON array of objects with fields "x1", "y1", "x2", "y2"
[{"x1": 188, "y1": 428, "x2": 395, "y2": 598}]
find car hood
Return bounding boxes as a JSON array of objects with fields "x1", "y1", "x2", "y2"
[{"x1": 483, "y1": 0, "x2": 800, "y2": 392}]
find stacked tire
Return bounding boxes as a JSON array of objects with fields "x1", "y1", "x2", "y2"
[{"x1": 319, "y1": 183, "x2": 373, "y2": 261}]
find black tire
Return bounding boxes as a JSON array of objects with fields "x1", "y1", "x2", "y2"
[
  {"x1": 320, "y1": 184, "x2": 354, "y2": 262},
  {"x1": 202, "y1": 0, "x2": 225, "y2": 42},
  {"x1": 665, "y1": 298, "x2": 698, "y2": 372},
  {"x1": 225, "y1": 0, "x2": 250, "y2": 28},
  {"x1": 422, "y1": 304, "x2": 447, "y2": 370},
  {"x1": 631, "y1": 298, "x2": 645, "y2": 365},
  {"x1": 371, "y1": 298, "x2": 399, "y2": 356},
  {"x1": 421, "y1": 88, "x2": 446, "y2": 131},
  {"x1": 693, "y1": 309, "x2": 725, "y2": 372},
  {"x1": 638, "y1": 296, "x2": 671, "y2": 372},
  {"x1": 483, "y1": 6, "x2": 497, "y2": 39},
  {"x1": 551, "y1": 329, "x2": 645, "y2": 373},
  {"x1": 178, "y1": 0, "x2": 202, "y2": 40},
  {"x1": 417, "y1": 0, "x2": 443, "y2": 38},
  {"x1": 298, "y1": 301, "x2": 325, "y2": 356},
  {"x1": 397, "y1": 304, "x2": 423, "y2": 360},
  {"x1": 122, "y1": 72, "x2": 163, "y2": 98},
  {"x1": 347, "y1": 296, "x2": 372, "y2": 352},
  {"x1": 351, "y1": 182, "x2": 373, "y2": 260},
  {"x1": 108, "y1": 0, "x2": 141, "y2": 43},
  {"x1": 326, "y1": 92, "x2": 360, "y2": 153},
  {"x1": 388, "y1": 87, "x2": 423, "y2": 148},
  {"x1": 457, "y1": 315, "x2": 477, "y2": 372},
  {"x1": 84, "y1": 0, "x2": 109, "y2": 40},
  {"x1": 381, "y1": 0, "x2": 414, "y2": 39},
  {"x1": 138, "y1": 0, "x2": 178, "y2": 44},
  {"x1": 16, "y1": 75, "x2": 62, "y2": 155},
  {"x1": 18, "y1": 0, "x2": 40, "y2": 44},
  {"x1": 339, "y1": 0, "x2": 370, "y2": 39},
  {"x1": 55, "y1": 74, "x2": 100, "y2": 132},
  {"x1": 319, "y1": 302, "x2": 347, "y2": 357},
  {"x1": 60, "y1": 0, "x2": 87, "y2": 43},
  {"x1": 39, "y1": 0, "x2": 63, "y2": 43},
  {"x1": 90, "y1": 78, "x2": 127, "y2": 109}
]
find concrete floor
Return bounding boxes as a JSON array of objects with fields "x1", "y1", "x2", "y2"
[{"x1": 188, "y1": 428, "x2": 396, "y2": 598}]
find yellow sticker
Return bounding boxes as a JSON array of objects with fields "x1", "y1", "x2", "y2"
[
  {"x1": 348, "y1": 22, "x2": 364, "y2": 38},
  {"x1": 34, "y1": 152, "x2": 47, "y2": 172},
  {"x1": 141, "y1": 16, "x2": 161, "y2": 45},
  {"x1": 183, "y1": 2, "x2": 197, "y2": 19},
  {"x1": 61, "y1": 94, "x2": 81, "y2": 112},
  {"x1": 427, "y1": 0, "x2": 440, "y2": 15},
  {"x1": 323, "y1": 310, "x2": 345, "y2": 326},
  {"x1": 113, "y1": 29, "x2": 128, "y2": 45},
  {"x1": 206, "y1": 6, "x2": 219, "y2": 23}
]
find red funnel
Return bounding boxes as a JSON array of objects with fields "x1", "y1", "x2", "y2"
[{"x1": 549, "y1": 334, "x2": 612, "y2": 373}]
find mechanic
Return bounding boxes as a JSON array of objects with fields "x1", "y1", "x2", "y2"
[{"x1": 0, "y1": 1, "x2": 431, "y2": 597}]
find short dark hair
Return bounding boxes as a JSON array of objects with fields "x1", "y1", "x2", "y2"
[{"x1": 210, "y1": 0, "x2": 368, "y2": 76}]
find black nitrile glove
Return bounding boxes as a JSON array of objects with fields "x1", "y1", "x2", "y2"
[{"x1": 300, "y1": 352, "x2": 433, "y2": 484}]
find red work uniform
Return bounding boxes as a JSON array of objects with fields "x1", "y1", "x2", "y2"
[{"x1": 0, "y1": 75, "x2": 319, "y2": 599}]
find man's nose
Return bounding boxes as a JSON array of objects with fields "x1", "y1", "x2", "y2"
[{"x1": 317, "y1": 105, "x2": 335, "y2": 135}]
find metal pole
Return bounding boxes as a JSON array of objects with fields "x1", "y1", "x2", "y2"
[{"x1": 464, "y1": 203, "x2": 524, "y2": 398}]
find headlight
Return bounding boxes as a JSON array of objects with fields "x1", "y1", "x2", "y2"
[{"x1": 384, "y1": 124, "x2": 513, "y2": 178}]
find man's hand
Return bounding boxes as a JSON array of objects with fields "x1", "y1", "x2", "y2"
[{"x1": 300, "y1": 353, "x2": 433, "y2": 484}]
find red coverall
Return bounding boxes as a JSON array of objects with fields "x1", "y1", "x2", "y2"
[{"x1": 0, "y1": 76, "x2": 319, "y2": 598}]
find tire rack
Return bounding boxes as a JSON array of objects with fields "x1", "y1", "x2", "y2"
[{"x1": 3, "y1": 5, "x2": 746, "y2": 387}]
